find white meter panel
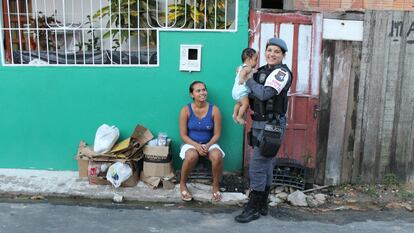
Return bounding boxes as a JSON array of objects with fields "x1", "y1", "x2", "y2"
[{"x1": 180, "y1": 45, "x2": 202, "y2": 72}]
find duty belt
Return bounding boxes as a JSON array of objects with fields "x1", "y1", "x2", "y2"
[
  {"x1": 251, "y1": 113, "x2": 267, "y2": 121},
  {"x1": 251, "y1": 113, "x2": 282, "y2": 121}
]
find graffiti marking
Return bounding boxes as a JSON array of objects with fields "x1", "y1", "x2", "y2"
[
  {"x1": 389, "y1": 20, "x2": 414, "y2": 44},
  {"x1": 389, "y1": 20, "x2": 403, "y2": 37},
  {"x1": 407, "y1": 22, "x2": 414, "y2": 37}
]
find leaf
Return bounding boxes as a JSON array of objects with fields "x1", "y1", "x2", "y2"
[
  {"x1": 103, "y1": 31, "x2": 111, "y2": 39},
  {"x1": 168, "y1": 12, "x2": 185, "y2": 22},
  {"x1": 93, "y1": 6, "x2": 110, "y2": 19}
]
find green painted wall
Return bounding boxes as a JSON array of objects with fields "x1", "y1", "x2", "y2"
[{"x1": 0, "y1": 2, "x2": 249, "y2": 172}]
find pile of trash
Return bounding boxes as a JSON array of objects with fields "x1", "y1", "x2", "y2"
[
  {"x1": 75, "y1": 124, "x2": 153, "y2": 188},
  {"x1": 75, "y1": 123, "x2": 175, "y2": 190}
]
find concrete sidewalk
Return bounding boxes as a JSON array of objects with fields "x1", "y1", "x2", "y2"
[{"x1": 0, "y1": 169, "x2": 247, "y2": 205}]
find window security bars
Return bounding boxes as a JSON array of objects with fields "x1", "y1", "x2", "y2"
[{"x1": 0, "y1": 0, "x2": 237, "y2": 66}]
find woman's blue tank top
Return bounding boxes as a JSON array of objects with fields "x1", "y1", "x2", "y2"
[{"x1": 187, "y1": 103, "x2": 214, "y2": 144}]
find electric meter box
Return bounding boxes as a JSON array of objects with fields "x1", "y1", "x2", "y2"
[{"x1": 180, "y1": 45, "x2": 202, "y2": 72}]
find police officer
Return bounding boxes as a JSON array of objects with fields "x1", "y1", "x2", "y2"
[{"x1": 235, "y1": 38, "x2": 292, "y2": 223}]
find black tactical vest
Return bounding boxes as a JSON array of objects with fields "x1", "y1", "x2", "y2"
[{"x1": 249, "y1": 64, "x2": 293, "y2": 121}]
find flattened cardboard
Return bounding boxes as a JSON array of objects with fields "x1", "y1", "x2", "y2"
[
  {"x1": 121, "y1": 169, "x2": 139, "y2": 187},
  {"x1": 110, "y1": 138, "x2": 131, "y2": 153},
  {"x1": 140, "y1": 171, "x2": 175, "y2": 189},
  {"x1": 131, "y1": 125, "x2": 154, "y2": 149},
  {"x1": 162, "y1": 179, "x2": 175, "y2": 189},
  {"x1": 140, "y1": 172, "x2": 161, "y2": 188},
  {"x1": 77, "y1": 140, "x2": 96, "y2": 157}
]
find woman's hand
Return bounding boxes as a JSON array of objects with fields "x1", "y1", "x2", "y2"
[
  {"x1": 201, "y1": 144, "x2": 210, "y2": 154},
  {"x1": 195, "y1": 143, "x2": 208, "y2": 156}
]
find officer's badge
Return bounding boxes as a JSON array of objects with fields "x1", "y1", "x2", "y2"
[
  {"x1": 275, "y1": 70, "x2": 286, "y2": 81},
  {"x1": 259, "y1": 73, "x2": 267, "y2": 83}
]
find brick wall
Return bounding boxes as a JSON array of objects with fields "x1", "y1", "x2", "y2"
[{"x1": 294, "y1": 0, "x2": 414, "y2": 11}]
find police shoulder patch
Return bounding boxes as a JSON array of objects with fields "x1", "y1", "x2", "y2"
[
  {"x1": 264, "y1": 68, "x2": 290, "y2": 93},
  {"x1": 274, "y1": 70, "x2": 287, "y2": 81}
]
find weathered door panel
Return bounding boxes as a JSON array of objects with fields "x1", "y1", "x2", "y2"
[{"x1": 245, "y1": 10, "x2": 322, "y2": 169}]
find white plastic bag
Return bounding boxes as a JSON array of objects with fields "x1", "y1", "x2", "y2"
[
  {"x1": 106, "y1": 162, "x2": 133, "y2": 188},
  {"x1": 93, "y1": 124, "x2": 120, "y2": 153}
]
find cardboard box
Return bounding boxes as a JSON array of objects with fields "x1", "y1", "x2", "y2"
[
  {"x1": 143, "y1": 144, "x2": 169, "y2": 159},
  {"x1": 141, "y1": 141, "x2": 175, "y2": 189},
  {"x1": 142, "y1": 141, "x2": 174, "y2": 177},
  {"x1": 143, "y1": 140, "x2": 171, "y2": 162},
  {"x1": 143, "y1": 160, "x2": 173, "y2": 177},
  {"x1": 88, "y1": 161, "x2": 111, "y2": 185},
  {"x1": 75, "y1": 141, "x2": 93, "y2": 178},
  {"x1": 88, "y1": 160, "x2": 139, "y2": 187},
  {"x1": 76, "y1": 157, "x2": 89, "y2": 178}
]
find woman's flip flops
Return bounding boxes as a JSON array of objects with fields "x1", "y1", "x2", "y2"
[
  {"x1": 181, "y1": 190, "x2": 193, "y2": 202},
  {"x1": 212, "y1": 191, "x2": 222, "y2": 202}
]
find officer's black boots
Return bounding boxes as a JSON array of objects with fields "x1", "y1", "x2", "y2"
[
  {"x1": 259, "y1": 186, "x2": 271, "y2": 216},
  {"x1": 235, "y1": 190, "x2": 263, "y2": 223}
]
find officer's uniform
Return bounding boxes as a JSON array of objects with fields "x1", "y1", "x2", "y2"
[
  {"x1": 245, "y1": 63, "x2": 292, "y2": 192},
  {"x1": 234, "y1": 37, "x2": 292, "y2": 224}
]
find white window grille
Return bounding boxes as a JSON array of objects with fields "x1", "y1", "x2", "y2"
[{"x1": 0, "y1": 0, "x2": 238, "y2": 66}]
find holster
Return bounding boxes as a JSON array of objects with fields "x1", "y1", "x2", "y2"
[{"x1": 258, "y1": 120, "x2": 283, "y2": 158}]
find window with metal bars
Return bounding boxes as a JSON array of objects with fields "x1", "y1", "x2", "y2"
[{"x1": 0, "y1": 0, "x2": 237, "y2": 66}]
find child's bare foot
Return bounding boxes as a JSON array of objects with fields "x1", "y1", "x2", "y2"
[{"x1": 236, "y1": 117, "x2": 246, "y2": 125}]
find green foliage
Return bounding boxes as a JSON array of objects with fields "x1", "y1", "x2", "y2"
[
  {"x1": 91, "y1": 0, "x2": 235, "y2": 50},
  {"x1": 168, "y1": 0, "x2": 234, "y2": 29},
  {"x1": 77, "y1": 15, "x2": 101, "y2": 51},
  {"x1": 92, "y1": 0, "x2": 159, "y2": 50},
  {"x1": 362, "y1": 185, "x2": 379, "y2": 197},
  {"x1": 398, "y1": 190, "x2": 414, "y2": 199},
  {"x1": 397, "y1": 184, "x2": 414, "y2": 200},
  {"x1": 383, "y1": 173, "x2": 399, "y2": 187}
]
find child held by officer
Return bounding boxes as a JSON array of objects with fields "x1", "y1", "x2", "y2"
[{"x1": 232, "y1": 48, "x2": 258, "y2": 124}]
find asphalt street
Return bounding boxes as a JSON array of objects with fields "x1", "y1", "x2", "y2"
[{"x1": 1, "y1": 199, "x2": 414, "y2": 233}]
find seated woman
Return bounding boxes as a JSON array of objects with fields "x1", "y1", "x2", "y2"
[{"x1": 179, "y1": 81, "x2": 225, "y2": 202}]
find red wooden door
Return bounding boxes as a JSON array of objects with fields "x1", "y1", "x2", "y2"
[{"x1": 244, "y1": 10, "x2": 322, "y2": 169}]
